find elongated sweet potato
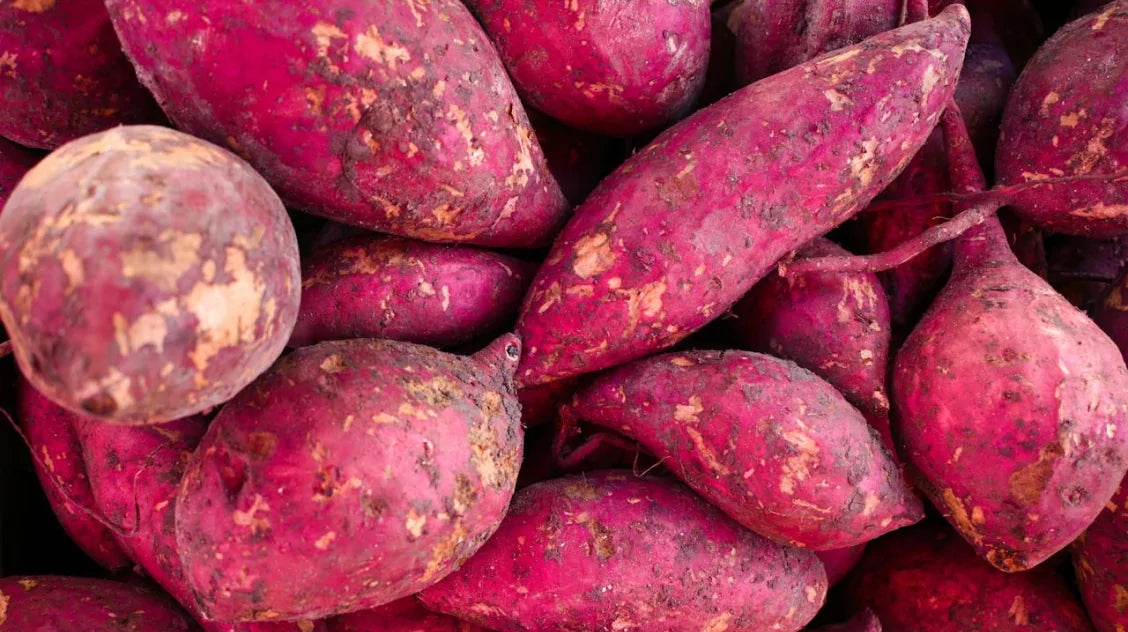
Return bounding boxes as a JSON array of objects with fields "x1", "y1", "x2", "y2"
[
  {"x1": 811, "y1": 611, "x2": 882, "y2": 632},
  {"x1": 818, "y1": 545, "x2": 868, "y2": 587},
  {"x1": 420, "y1": 471, "x2": 827, "y2": 632},
  {"x1": 327, "y1": 598, "x2": 484, "y2": 632},
  {"x1": 1073, "y1": 475, "x2": 1128, "y2": 632},
  {"x1": 16, "y1": 376, "x2": 130, "y2": 571},
  {"x1": 995, "y1": 1, "x2": 1128, "y2": 236},
  {"x1": 0, "y1": 137, "x2": 37, "y2": 209},
  {"x1": 175, "y1": 335, "x2": 523, "y2": 621},
  {"x1": 106, "y1": 0, "x2": 568, "y2": 248},
  {"x1": 0, "y1": 0, "x2": 159, "y2": 149},
  {"x1": 843, "y1": 524, "x2": 1095, "y2": 631},
  {"x1": 515, "y1": 7, "x2": 970, "y2": 386},
  {"x1": 0, "y1": 575, "x2": 196, "y2": 631},
  {"x1": 290, "y1": 237, "x2": 534, "y2": 349},
  {"x1": 0, "y1": 125, "x2": 301, "y2": 424}
]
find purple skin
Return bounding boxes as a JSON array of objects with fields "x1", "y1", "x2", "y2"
[
  {"x1": 0, "y1": 575, "x2": 196, "y2": 631},
  {"x1": 0, "y1": 137, "x2": 38, "y2": 208},
  {"x1": 1073, "y1": 475, "x2": 1128, "y2": 632},
  {"x1": 1046, "y1": 235, "x2": 1128, "y2": 311},
  {"x1": 560, "y1": 350, "x2": 923, "y2": 550},
  {"x1": 0, "y1": 0, "x2": 161, "y2": 149},
  {"x1": 326, "y1": 598, "x2": 486, "y2": 632},
  {"x1": 290, "y1": 236, "x2": 535, "y2": 349},
  {"x1": 810, "y1": 611, "x2": 882, "y2": 632},
  {"x1": 515, "y1": 7, "x2": 971, "y2": 386},
  {"x1": 995, "y1": 1, "x2": 1128, "y2": 237},
  {"x1": 528, "y1": 110, "x2": 624, "y2": 206},
  {"x1": 0, "y1": 126, "x2": 301, "y2": 425},
  {"x1": 817, "y1": 544, "x2": 868, "y2": 587},
  {"x1": 465, "y1": 0, "x2": 710, "y2": 138},
  {"x1": 105, "y1": 0, "x2": 569, "y2": 248},
  {"x1": 175, "y1": 336, "x2": 523, "y2": 622},
  {"x1": 420, "y1": 471, "x2": 828, "y2": 632}
]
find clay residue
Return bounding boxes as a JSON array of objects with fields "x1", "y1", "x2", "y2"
[
  {"x1": 942, "y1": 488, "x2": 982, "y2": 542},
  {"x1": 354, "y1": 25, "x2": 411, "y2": 71},
  {"x1": 563, "y1": 480, "x2": 601, "y2": 500},
  {"x1": 702, "y1": 613, "x2": 733, "y2": 632},
  {"x1": 10, "y1": 0, "x2": 55, "y2": 12},
  {"x1": 232, "y1": 493, "x2": 271, "y2": 535},
  {"x1": 572, "y1": 232, "x2": 615, "y2": 278},
  {"x1": 674, "y1": 395, "x2": 704, "y2": 422},
  {"x1": 422, "y1": 521, "x2": 468, "y2": 582},
  {"x1": 578, "y1": 514, "x2": 615, "y2": 560},
  {"x1": 1009, "y1": 443, "x2": 1064, "y2": 505}
]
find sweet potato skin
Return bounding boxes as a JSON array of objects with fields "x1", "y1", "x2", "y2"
[
  {"x1": 106, "y1": 0, "x2": 568, "y2": 248},
  {"x1": 995, "y1": 1, "x2": 1128, "y2": 236},
  {"x1": 562, "y1": 350, "x2": 921, "y2": 549},
  {"x1": 290, "y1": 237, "x2": 534, "y2": 349},
  {"x1": 175, "y1": 336, "x2": 523, "y2": 621},
  {"x1": 0, "y1": 575, "x2": 196, "y2": 631},
  {"x1": 0, "y1": 137, "x2": 37, "y2": 208},
  {"x1": 467, "y1": 0, "x2": 710, "y2": 137},
  {"x1": 515, "y1": 8, "x2": 971, "y2": 385},
  {"x1": 420, "y1": 471, "x2": 827, "y2": 632},
  {"x1": 1073, "y1": 476, "x2": 1128, "y2": 632},
  {"x1": 0, "y1": 0, "x2": 159, "y2": 149},
  {"x1": 0, "y1": 125, "x2": 300, "y2": 425},
  {"x1": 327, "y1": 598, "x2": 484, "y2": 632}
]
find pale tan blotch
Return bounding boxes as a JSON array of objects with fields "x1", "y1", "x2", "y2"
[
  {"x1": 921, "y1": 65, "x2": 941, "y2": 95},
  {"x1": 823, "y1": 89, "x2": 853, "y2": 112},
  {"x1": 674, "y1": 395, "x2": 703, "y2": 422},
  {"x1": 184, "y1": 246, "x2": 267, "y2": 374},
  {"x1": 572, "y1": 232, "x2": 615, "y2": 278},
  {"x1": 1092, "y1": 3, "x2": 1117, "y2": 31},
  {"x1": 311, "y1": 21, "x2": 347, "y2": 72},
  {"x1": 10, "y1": 0, "x2": 55, "y2": 12},
  {"x1": 232, "y1": 493, "x2": 271, "y2": 534},
  {"x1": 120, "y1": 230, "x2": 203, "y2": 292},
  {"x1": 0, "y1": 589, "x2": 7, "y2": 625},
  {"x1": 405, "y1": 510, "x2": 426, "y2": 538},
  {"x1": 320, "y1": 354, "x2": 348, "y2": 374},
  {"x1": 1040, "y1": 92, "x2": 1061, "y2": 115},
  {"x1": 942, "y1": 488, "x2": 982, "y2": 542},
  {"x1": 113, "y1": 312, "x2": 170, "y2": 354},
  {"x1": 314, "y1": 531, "x2": 336, "y2": 550},
  {"x1": 779, "y1": 430, "x2": 819, "y2": 495},
  {"x1": 504, "y1": 109, "x2": 536, "y2": 188},
  {"x1": 0, "y1": 51, "x2": 16, "y2": 78},
  {"x1": 1008, "y1": 595, "x2": 1029, "y2": 625},
  {"x1": 421, "y1": 521, "x2": 469, "y2": 583}
]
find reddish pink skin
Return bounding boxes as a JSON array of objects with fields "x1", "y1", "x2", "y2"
[
  {"x1": 0, "y1": 0, "x2": 160, "y2": 150},
  {"x1": 1046, "y1": 235, "x2": 1128, "y2": 311},
  {"x1": 996, "y1": 2, "x2": 1128, "y2": 237},
  {"x1": 732, "y1": 238, "x2": 894, "y2": 451},
  {"x1": 290, "y1": 236, "x2": 535, "y2": 349},
  {"x1": 467, "y1": 0, "x2": 710, "y2": 137},
  {"x1": 563, "y1": 350, "x2": 922, "y2": 549},
  {"x1": 0, "y1": 575, "x2": 196, "y2": 631},
  {"x1": 0, "y1": 137, "x2": 38, "y2": 208},
  {"x1": 529, "y1": 111, "x2": 624, "y2": 206},
  {"x1": 175, "y1": 336, "x2": 523, "y2": 622},
  {"x1": 16, "y1": 376, "x2": 130, "y2": 571},
  {"x1": 327, "y1": 598, "x2": 485, "y2": 632},
  {"x1": 0, "y1": 126, "x2": 300, "y2": 425},
  {"x1": 843, "y1": 524, "x2": 1096, "y2": 631},
  {"x1": 817, "y1": 544, "x2": 867, "y2": 587},
  {"x1": 420, "y1": 471, "x2": 828, "y2": 632},
  {"x1": 515, "y1": 8, "x2": 971, "y2": 386},
  {"x1": 810, "y1": 610, "x2": 882, "y2": 632},
  {"x1": 1073, "y1": 476, "x2": 1128, "y2": 632},
  {"x1": 105, "y1": 0, "x2": 568, "y2": 248},
  {"x1": 730, "y1": 0, "x2": 901, "y2": 86}
]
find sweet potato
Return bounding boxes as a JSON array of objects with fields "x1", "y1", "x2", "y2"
[
  {"x1": 818, "y1": 545, "x2": 868, "y2": 587},
  {"x1": 559, "y1": 350, "x2": 920, "y2": 549},
  {"x1": 843, "y1": 524, "x2": 1095, "y2": 631},
  {"x1": 327, "y1": 598, "x2": 484, "y2": 632},
  {"x1": 515, "y1": 7, "x2": 971, "y2": 386},
  {"x1": 0, "y1": 125, "x2": 301, "y2": 424},
  {"x1": 0, "y1": 137, "x2": 37, "y2": 209},
  {"x1": 290, "y1": 237, "x2": 534, "y2": 349},
  {"x1": 175, "y1": 335, "x2": 523, "y2": 621},
  {"x1": 995, "y1": 1, "x2": 1128, "y2": 236},
  {"x1": 0, "y1": 575, "x2": 196, "y2": 631},
  {"x1": 892, "y1": 108, "x2": 1128, "y2": 571},
  {"x1": 465, "y1": 0, "x2": 710, "y2": 137},
  {"x1": 1073, "y1": 475, "x2": 1128, "y2": 632},
  {"x1": 420, "y1": 471, "x2": 827, "y2": 632},
  {"x1": 0, "y1": 0, "x2": 159, "y2": 149},
  {"x1": 16, "y1": 376, "x2": 130, "y2": 571},
  {"x1": 730, "y1": 238, "x2": 894, "y2": 450},
  {"x1": 811, "y1": 611, "x2": 882, "y2": 632},
  {"x1": 529, "y1": 111, "x2": 624, "y2": 206},
  {"x1": 105, "y1": 0, "x2": 568, "y2": 248},
  {"x1": 1047, "y1": 235, "x2": 1128, "y2": 311}
]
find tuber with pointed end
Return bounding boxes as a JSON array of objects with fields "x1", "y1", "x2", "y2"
[
  {"x1": 290, "y1": 236, "x2": 535, "y2": 349},
  {"x1": 557, "y1": 350, "x2": 922, "y2": 549},
  {"x1": 419, "y1": 471, "x2": 827, "y2": 632},
  {"x1": 0, "y1": 137, "x2": 37, "y2": 209},
  {"x1": 0, "y1": 125, "x2": 301, "y2": 425},
  {"x1": 515, "y1": 7, "x2": 970, "y2": 386},
  {"x1": 892, "y1": 107, "x2": 1128, "y2": 571},
  {"x1": 810, "y1": 611, "x2": 882, "y2": 632},
  {"x1": 0, "y1": 575, "x2": 196, "y2": 631},
  {"x1": 1073, "y1": 474, "x2": 1128, "y2": 632},
  {"x1": 327, "y1": 598, "x2": 486, "y2": 632},
  {"x1": 175, "y1": 335, "x2": 524, "y2": 621},
  {"x1": 105, "y1": 0, "x2": 568, "y2": 248}
]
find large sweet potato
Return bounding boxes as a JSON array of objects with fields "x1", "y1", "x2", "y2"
[
  {"x1": 105, "y1": 0, "x2": 568, "y2": 248},
  {"x1": 0, "y1": 137, "x2": 37, "y2": 209},
  {"x1": 0, "y1": 575, "x2": 196, "y2": 631},
  {"x1": 420, "y1": 471, "x2": 827, "y2": 632},
  {"x1": 0, "y1": 125, "x2": 301, "y2": 424},
  {"x1": 175, "y1": 335, "x2": 523, "y2": 621},
  {"x1": 327, "y1": 598, "x2": 484, "y2": 632},
  {"x1": 1073, "y1": 475, "x2": 1128, "y2": 632},
  {"x1": 515, "y1": 7, "x2": 971, "y2": 385}
]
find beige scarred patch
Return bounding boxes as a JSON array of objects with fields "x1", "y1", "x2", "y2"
[
  {"x1": 701, "y1": 612, "x2": 732, "y2": 632},
  {"x1": 779, "y1": 430, "x2": 819, "y2": 495},
  {"x1": 0, "y1": 589, "x2": 7, "y2": 625},
  {"x1": 184, "y1": 246, "x2": 267, "y2": 377},
  {"x1": 572, "y1": 232, "x2": 615, "y2": 278},
  {"x1": 822, "y1": 89, "x2": 853, "y2": 112},
  {"x1": 405, "y1": 510, "x2": 426, "y2": 538},
  {"x1": 1072, "y1": 203, "x2": 1128, "y2": 220},
  {"x1": 120, "y1": 230, "x2": 203, "y2": 291},
  {"x1": 686, "y1": 426, "x2": 730, "y2": 476},
  {"x1": 0, "y1": 51, "x2": 15, "y2": 78},
  {"x1": 113, "y1": 312, "x2": 169, "y2": 354},
  {"x1": 354, "y1": 25, "x2": 411, "y2": 71},
  {"x1": 314, "y1": 531, "x2": 336, "y2": 550},
  {"x1": 10, "y1": 0, "x2": 55, "y2": 12},
  {"x1": 1009, "y1": 443, "x2": 1064, "y2": 505},
  {"x1": 504, "y1": 110, "x2": 536, "y2": 188},
  {"x1": 848, "y1": 138, "x2": 880, "y2": 189},
  {"x1": 320, "y1": 354, "x2": 348, "y2": 374},
  {"x1": 421, "y1": 521, "x2": 468, "y2": 583},
  {"x1": 942, "y1": 488, "x2": 982, "y2": 542},
  {"x1": 674, "y1": 395, "x2": 703, "y2": 422},
  {"x1": 232, "y1": 493, "x2": 271, "y2": 534},
  {"x1": 1008, "y1": 595, "x2": 1029, "y2": 625}
]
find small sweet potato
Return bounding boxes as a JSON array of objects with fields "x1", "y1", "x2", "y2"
[
  {"x1": 420, "y1": 471, "x2": 827, "y2": 632},
  {"x1": 1073, "y1": 475, "x2": 1128, "y2": 632},
  {"x1": 560, "y1": 350, "x2": 921, "y2": 549},
  {"x1": 327, "y1": 598, "x2": 485, "y2": 632},
  {"x1": 106, "y1": 0, "x2": 568, "y2": 248},
  {"x1": 0, "y1": 125, "x2": 301, "y2": 424},
  {"x1": 811, "y1": 610, "x2": 882, "y2": 632},
  {"x1": 290, "y1": 236, "x2": 534, "y2": 349},
  {"x1": 0, "y1": 137, "x2": 37, "y2": 208},
  {"x1": 0, "y1": 0, "x2": 159, "y2": 149},
  {"x1": 175, "y1": 335, "x2": 523, "y2": 621},
  {"x1": 818, "y1": 545, "x2": 868, "y2": 587},
  {"x1": 0, "y1": 575, "x2": 196, "y2": 631}
]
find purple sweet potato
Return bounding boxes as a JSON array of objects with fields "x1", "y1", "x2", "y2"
[
  {"x1": 466, "y1": 0, "x2": 710, "y2": 137},
  {"x1": 16, "y1": 376, "x2": 130, "y2": 571},
  {"x1": 810, "y1": 610, "x2": 882, "y2": 632},
  {"x1": 0, "y1": 137, "x2": 37, "y2": 209},
  {"x1": 0, "y1": 125, "x2": 301, "y2": 424},
  {"x1": 327, "y1": 598, "x2": 485, "y2": 632},
  {"x1": 290, "y1": 236, "x2": 535, "y2": 349},
  {"x1": 1073, "y1": 475, "x2": 1128, "y2": 632},
  {"x1": 175, "y1": 335, "x2": 523, "y2": 621},
  {"x1": 995, "y1": 1, "x2": 1128, "y2": 236},
  {"x1": 818, "y1": 545, "x2": 868, "y2": 587},
  {"x1": 420, "y1": 471, "x2": 828, "y2": 632},
  {"x1": 0, "y1": 0, "x2": 159, "y2": 149},
  {"x1": 105, "y1": 0, "x2": 568, "y2": 248},
  {"x1": 731, "y1": 238, "x2": 895, "y2": 451},
  {"x1": 1046, "y1": 235, "x2": 1128, "y2": 311},
  {"x1": 515, "y1": 7, "x2": 971, "y2": 386},
  {"x1": 0, "y1": 575, "x2": 196, "y2": 631},
  {"x1": 529, "y1": 111, "x2": 624, "y2": 206},
  {"x1": 892, "y1": 108, "x2": 1128, "y2": 571},
  {"x1": 843, "y1": 524, "x2": 1095, "y2": 631},
  {"x1": 560, "y1": 350, "x2": 922, "y2": 549},
  {"x1": 729, "y1": 0, "x2": 902, "y2": 86}
]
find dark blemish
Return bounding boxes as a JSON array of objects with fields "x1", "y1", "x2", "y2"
[
  {"x1": 81, "y1": 393, "x2": 118, "y2": 416},
  {"x1": 505, "y1": 344, "x2": 519, "y2": 360}
]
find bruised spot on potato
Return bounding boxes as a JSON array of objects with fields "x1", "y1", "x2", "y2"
[
  {"x1": 572, "y1": 232, "x2": 615, "y2": 278},
  {"x1": 1009, "y1": 442, "x2": 1064, "y2": 505},
  {"x1": 10, "y1": 0, "x2": 55, "y2": 12}
]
